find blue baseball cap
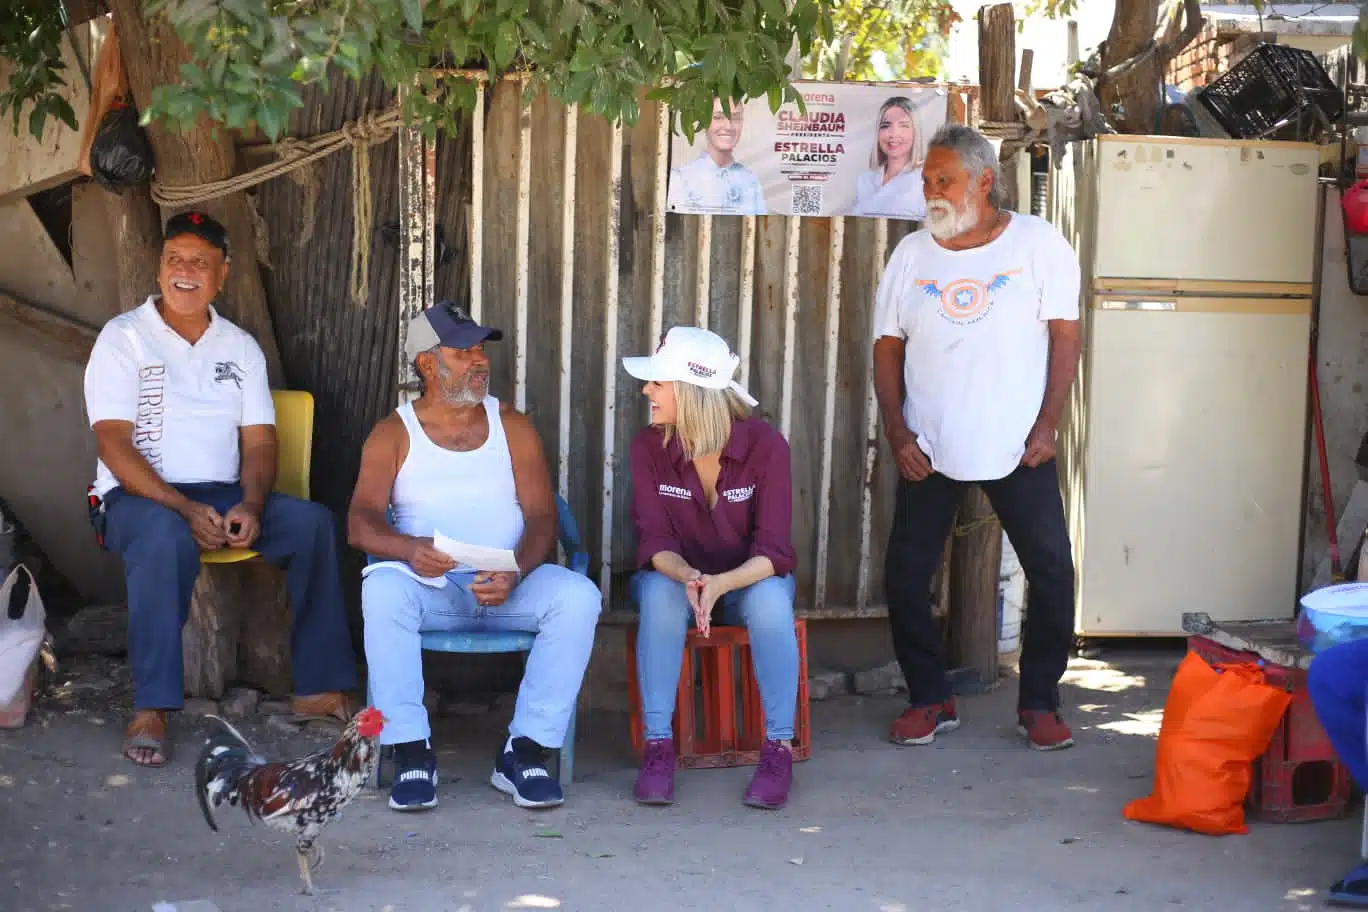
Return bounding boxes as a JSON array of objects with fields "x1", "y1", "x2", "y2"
[{"x1": 404, "y1": 300, "x2": 503, "y2": 361}]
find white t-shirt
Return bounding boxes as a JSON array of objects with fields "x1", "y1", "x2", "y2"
[
  {"x1": 872, "y1": 213, "x2": 1081, "y2": 482},
  {"x1": 84, "y1": 296, "x2": 276, "y2": 496},
  {"x1": 853, "y1": 166, "x2": 927, "y2": 220}
]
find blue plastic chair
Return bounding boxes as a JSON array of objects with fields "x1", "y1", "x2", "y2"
[{"x1": 367, "y1": 494, "x2": 590, "y2": 788}]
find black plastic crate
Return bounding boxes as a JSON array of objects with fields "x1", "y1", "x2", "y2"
[{"x1": 1196, "y1": 43, "x2": 1344, "y2": 139}]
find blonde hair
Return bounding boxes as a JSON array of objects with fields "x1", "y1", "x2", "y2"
[
  {"x1": 661, "y1": 382, "x2": 751, "y2": 460},
  {"x1": 869, "y1": 96, "x2": 926, "y2": 173}
]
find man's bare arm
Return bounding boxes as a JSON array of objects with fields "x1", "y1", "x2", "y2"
[
  {"x1": 873, "y1": 337, "x2": 909, "y2": 443},
  {"x1": 93, "y1": 421, "x2": 195, "y2": 515},
  {"x1": 346, "y1": 416, "x2": 414, "y2": 560},
  {"x1": 237, "y1": 424, "x2": 277, "y2": 510},
  {"x1": 502, "y1": 404, "x2": 558, "y2": 575},
  {"x1": 1037, "y1": 319, "x2": 1083, "y2": 430}
]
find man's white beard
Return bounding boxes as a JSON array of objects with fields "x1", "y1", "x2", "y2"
[{"x1": 926, "y1": 199, "x2": 980, "y2": 240}]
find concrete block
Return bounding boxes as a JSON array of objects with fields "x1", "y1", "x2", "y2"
[
  {"x1": 220, "y1": 687, "x2": 260, "y2": 719},
  {"x1": 808, "y1": 669, "x2": 848, "y2": 702},
  {"x1": 0, "y1": 200, "x2": 78, "y2": 312},
  {"x1": 852, "y1": 660, "x2": 905, "y2": 696}
]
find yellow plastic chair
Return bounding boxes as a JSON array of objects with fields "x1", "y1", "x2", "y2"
[{"x1": 200, "y1": 390, "x2": 315, "y2": 565}]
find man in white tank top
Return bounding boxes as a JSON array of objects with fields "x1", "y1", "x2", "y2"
[{"x1": 349, "y1": 302, "x2": 601, "y2": 812}]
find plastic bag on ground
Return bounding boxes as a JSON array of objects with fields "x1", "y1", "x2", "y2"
[
  {"x1": 0, "y1": 564, "x2": 46, "y2": 727},
  {"x1": 1123, "y1": 652, "x2": 1291, "y2": 836}
]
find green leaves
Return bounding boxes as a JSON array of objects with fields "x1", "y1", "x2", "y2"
[
  {"x1": 0, "y1": 0, "x2": 75, "y2": 139},
  {"x1": 0, "y1": 0, "x2": 837, "y2": 142}
]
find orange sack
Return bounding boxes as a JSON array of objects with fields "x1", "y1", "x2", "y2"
[{"x1": 1123, "y1": 652, "x2": 1292, "y2": 836}]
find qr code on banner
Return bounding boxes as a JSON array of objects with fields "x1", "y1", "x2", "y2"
[{"x1": 791, "y1": 185, "x2": 823, "y2": 216}]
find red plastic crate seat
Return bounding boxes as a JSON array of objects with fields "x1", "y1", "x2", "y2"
[
  {"x1": 626, "y1": 619, "x2": 811, "y2": 769},
  {"x1": 1188, "y1": 636, "x2": 1352, "y2": 823}
]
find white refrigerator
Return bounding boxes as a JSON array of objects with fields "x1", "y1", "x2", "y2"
[{"x1": 1049, "y1": 134, "x2": 1319, "y2": 637}]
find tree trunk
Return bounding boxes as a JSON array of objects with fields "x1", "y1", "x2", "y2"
[
  {"x1": 1100, "y1": 0, "x2": 1203, "y2": 136},
  {"x1": 1100, "y1": 0, "x2": 1164, "y2": 134},
  {"x1": 106, "y1": 0, "x2": 283, "y2": 380},
  {"x1": 98, "y1": 183, "x2": 162, "y2": 313},
  {"x1": 947, "y1": 488, "x2": 1002, "y2": 689},
  {"x1": 107, "y1": 0, "x2": 294, "y2": 699}
]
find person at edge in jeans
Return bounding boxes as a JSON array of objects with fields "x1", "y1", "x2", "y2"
[
  {"x1": 348, "y1": 301, "x2": 601, "y2": 812},
  {"x1": 623, "y1": 325, "x2": 800, "y2": 809},
  {"x1": 83, "y1": 211, "x2": 357, "y2": 768},
  {"x1": 871, "y1": 124, "x2": 1083, "y2": 751},
  {"x1": 1307, "y1": 638, "x2": 1368, "y2": 905}
]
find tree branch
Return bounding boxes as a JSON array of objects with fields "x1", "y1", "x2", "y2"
[{"x1": 1157, "y1": 0, "x2": 1205, "y2": 65}]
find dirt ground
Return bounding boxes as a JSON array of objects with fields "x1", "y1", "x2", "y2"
[{"x1": 1, "y1": 646, "x2": 1360, "y2": 912}]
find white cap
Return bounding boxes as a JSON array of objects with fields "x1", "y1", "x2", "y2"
[{"x1": 622, "y1": 326, "x2": 758, "y2": 407}]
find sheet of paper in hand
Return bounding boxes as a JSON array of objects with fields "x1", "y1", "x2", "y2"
[{"x1": 433, "y1": 533, "x2": 521, "y2": 573}]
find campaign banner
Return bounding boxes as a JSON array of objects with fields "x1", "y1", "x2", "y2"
[{"x1": 667, "y1": 82, "x2": 948, "y2": 220}]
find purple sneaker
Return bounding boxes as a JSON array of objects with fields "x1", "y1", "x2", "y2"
[
  {"x1": 634, "y1": 739, "x2": 676, "y2": 805},
  {"x1": 743, "y1": 740, "x2": 793, "y2": 809}
]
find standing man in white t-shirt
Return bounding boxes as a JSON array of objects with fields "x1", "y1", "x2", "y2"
[
  {"x1": 872, "y1": 124, "x2": 1083, "y2": 752},
  {"x1": 84, "y1": 212, "x2": 357, "y2": 767}
]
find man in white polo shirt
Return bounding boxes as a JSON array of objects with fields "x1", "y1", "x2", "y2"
[
  {"x1": 84, "y1": 211, "x2": 357, "y2": 767},
  {"x1": 872, "y1": 124, "x2": 1083, "y2": 752}
]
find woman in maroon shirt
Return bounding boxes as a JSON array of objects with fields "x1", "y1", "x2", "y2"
[{"x1": 623, "y1": 326, "x2": 799, "y2": 810}]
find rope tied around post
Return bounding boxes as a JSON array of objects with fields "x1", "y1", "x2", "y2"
[{"x1": 147, "y1": 104, "x2": 405, "y2": 307}]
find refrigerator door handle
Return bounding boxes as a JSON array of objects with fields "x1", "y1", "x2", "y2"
[{"x1": 1099, "y1": 298, "x2": 1178, "y2": 312}]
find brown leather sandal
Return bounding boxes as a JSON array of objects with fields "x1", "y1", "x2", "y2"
[
  {"x1": 122, "y1": 710, "x2": 169, "y2": 767},
  {"x1": 289, "y1": 692, "x2": 356, "y2": 725}
]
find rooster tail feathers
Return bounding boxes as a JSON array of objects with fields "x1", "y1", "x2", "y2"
[{"x1": 195, "y1": 714, "x2": 266, "y2": 831}]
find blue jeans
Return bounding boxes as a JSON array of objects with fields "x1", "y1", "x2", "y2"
[
  {"x1": 1308, "y1": 636, "x2": 1368, "y2": 790},
  {"x1": 102, "y1": 483, "x2": 358, "y2": 710},
  {"x1": 631, "y1": 570, "x2": 798, "y2": 742},
  {"x1": 362, "y1": 563, "x2": 601, "y2": 748}
]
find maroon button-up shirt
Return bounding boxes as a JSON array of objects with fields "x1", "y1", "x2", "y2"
[{"x1": 629, "y1": 417, "x2": 796, "y2": 578}]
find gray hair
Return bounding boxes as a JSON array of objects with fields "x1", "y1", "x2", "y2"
[
  {"x1": 927, "y1": 124, "x2": 1007, "y2": 210},
  {"x1": 413, "y1": 343, "x2": 441, "y2": 395}
]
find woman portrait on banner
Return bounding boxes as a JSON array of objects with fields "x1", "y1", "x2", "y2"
[
  {"x1": 623, "y1": 326, "x2": 799, "y2": 810},
  {"x1": 667, "y1": 98, "x2": 768, "y2": 216},
  {"x1": 852, "y1": 96, "x2": 930, "y2": 220}
]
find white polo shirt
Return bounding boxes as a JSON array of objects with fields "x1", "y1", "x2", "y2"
[
  {"x1": 873, "y1": 214, "x2": 1081, "y2": 482},
  {"x1": 84, "y1": 296, "x2": 276, "y2": 496}
]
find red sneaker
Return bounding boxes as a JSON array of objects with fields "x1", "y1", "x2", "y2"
[
  {"x1": 889, "y1": 699, "x2": 960, "y2": 745},
  {"x1": 1017, "y1": 710, "x2": 1075, "y2": 751}
]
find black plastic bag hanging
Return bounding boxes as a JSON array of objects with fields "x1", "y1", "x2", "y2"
[{"x1": 88, "y1": 100, "x2": 155, "y2": 189}]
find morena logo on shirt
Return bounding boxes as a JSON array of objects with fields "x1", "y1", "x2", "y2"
[
  {"x1": 918, "y1": 269, "x2": 1021, "y2": 325},
  {"x1": 658, "y1": 483, "x2": 692, "y2": 500}
]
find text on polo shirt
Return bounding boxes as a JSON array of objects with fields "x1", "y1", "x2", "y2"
[
  {"x1": 134, "y1": 364, "x2": 167, "y2": 471},
  {"x1": 658, "y1": 483, "x2": 692, "y2": 501}
]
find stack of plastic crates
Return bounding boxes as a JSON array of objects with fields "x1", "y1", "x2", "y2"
[{"x1": 1196, "y1": 42, "x2": 1343, "y2": 139}]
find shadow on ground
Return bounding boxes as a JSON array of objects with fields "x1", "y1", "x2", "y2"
[{"x1": 0, "y1": 644, "x2": 1359, "y2": 911}]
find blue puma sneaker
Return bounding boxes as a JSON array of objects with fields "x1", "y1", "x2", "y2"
[
  {"x1": 490, "y1": 736, "x2": 563, "y2": 809},
  {"x1": 388, "y1": 742, "x2": 438, "y2": 812}
]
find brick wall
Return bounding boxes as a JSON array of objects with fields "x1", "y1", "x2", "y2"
[{"x1": 1165, "y1": 22, "x2": 1262, "y2": 93}]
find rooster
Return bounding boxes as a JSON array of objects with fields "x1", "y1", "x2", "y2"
[{"x1": 194, "y1": 707, "x2": 385, "y2": 894}]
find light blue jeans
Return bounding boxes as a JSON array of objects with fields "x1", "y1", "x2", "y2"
[
  {"x1": 362, "y1": 563, "x2": 601, "y2": 748},
  {"x1": 632, "y1": 570, "x2": 799, "y2": 741}
]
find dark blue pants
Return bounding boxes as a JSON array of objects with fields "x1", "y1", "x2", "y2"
[
  {"x1": 884, "y1": 459, "x2": 1076, "y2": 711},
  {"x1": 103, "y1": 483, "x2": 357, "y2": 710},
  {"x1": 1308, "y1": 636, "x2": 1368, "y2": 791}
]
